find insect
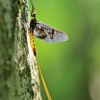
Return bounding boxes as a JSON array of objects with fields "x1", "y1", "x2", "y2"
[
  {"x1": 30, "y1": 6, "x2": 68, "y2": 56},
  {"x1": 29, "y1": 4, "x2": 68, "y2": 100}
]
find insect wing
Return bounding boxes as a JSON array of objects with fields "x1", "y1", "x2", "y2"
[{"x1": 34, "y1": 22, "x2": 68, "y2": 42}]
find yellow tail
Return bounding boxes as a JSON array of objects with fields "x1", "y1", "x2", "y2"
[
  {"x1": 29, "y1": 31, "x2": 52, "y2": 100},
  {"x1": 38, "y1": 64, "x2": 52, "y2": 100}
]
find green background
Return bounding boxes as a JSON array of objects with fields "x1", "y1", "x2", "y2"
[{"x1": 29, "y1": 0, "x2": 100, "y2": 100}]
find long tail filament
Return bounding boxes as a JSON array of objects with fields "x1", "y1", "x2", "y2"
[{"x1": 29, "y1": 29, "x2": 52, "y2": 100}]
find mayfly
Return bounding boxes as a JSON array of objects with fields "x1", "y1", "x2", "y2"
[
  {"x1": 30, "y1": 7, "x2": 68, "y2": 56},
  {"x1": 29, "y1": 2, "x2": 68, "y2": 100}
]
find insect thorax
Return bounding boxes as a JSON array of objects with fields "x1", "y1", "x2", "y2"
[{"x1": 30, "y1": 18, "x2": 37, "y2": 30}]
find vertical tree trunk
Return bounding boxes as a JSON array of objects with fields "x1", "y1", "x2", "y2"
[{"x1": 0, "y1": 0, "x2": 42, "y2": 100}]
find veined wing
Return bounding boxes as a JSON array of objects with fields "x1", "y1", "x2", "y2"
[{"x1": 34, "y1": 22, "x2": 69, "y2": 42}]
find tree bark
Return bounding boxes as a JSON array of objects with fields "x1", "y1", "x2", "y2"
[{"x1": 0, "y1": 0, "x2": 42, "y2": 100}]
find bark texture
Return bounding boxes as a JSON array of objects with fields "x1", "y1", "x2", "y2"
[{"x1": 0, "y1": 0, "x2": 42, "y2": 100}]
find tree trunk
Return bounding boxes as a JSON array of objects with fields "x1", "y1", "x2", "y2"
[{"x1": 0, "y1": 0, "x2": 42, "y2": 100}]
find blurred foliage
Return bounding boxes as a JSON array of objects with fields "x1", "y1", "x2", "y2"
[{"x1": 29, "y1": 0, "x2": 100, "y2": 100}]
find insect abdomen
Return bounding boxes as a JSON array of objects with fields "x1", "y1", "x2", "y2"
[{"x1": 29, "y1": 28, "x2": 36, "y2": 56}]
